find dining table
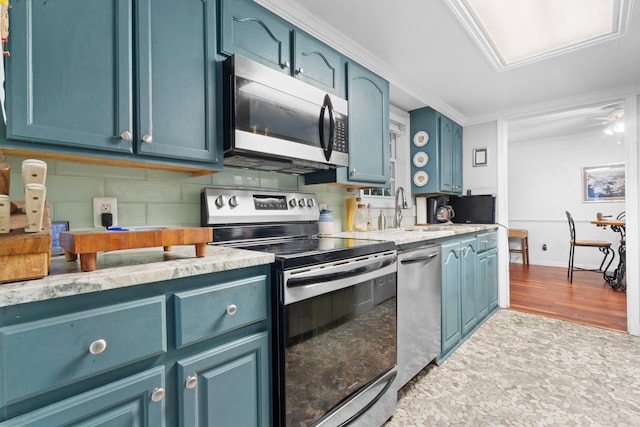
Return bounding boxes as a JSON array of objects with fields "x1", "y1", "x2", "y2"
[{"x1": 591, "y1": 219, "x2": 626, "y2": 291}]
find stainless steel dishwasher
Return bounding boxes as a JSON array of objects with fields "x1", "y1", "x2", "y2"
[{"x1": 397, "y1": 243, "x2": 442, "y2": 387}]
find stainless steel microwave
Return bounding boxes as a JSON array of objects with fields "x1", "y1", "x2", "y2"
[{"x1": 223, "y1": 54, "x2": 349, "y2": 174}]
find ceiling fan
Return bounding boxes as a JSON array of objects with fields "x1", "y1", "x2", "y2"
[{"x1": 589, "y1": 104, "x2": 625, "y2": 135}]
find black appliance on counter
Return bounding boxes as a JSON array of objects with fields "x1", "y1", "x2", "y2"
[
  {"x1": 201, "y1": 187, "x2": 398, "y2": 427},
  {"x1": 449, "y1": 194, "x2": 496, "y2": 224},
  {"x1": 426, "y1": 196, "x2": 449, "y2": 224}
]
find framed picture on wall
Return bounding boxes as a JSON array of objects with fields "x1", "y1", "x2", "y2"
[
  {"x1": 582, "y1": 163, "x2": 625, "y2": 202},
  {"x1": 473, "y1": 148, "x2": 488, "y2": 167}
]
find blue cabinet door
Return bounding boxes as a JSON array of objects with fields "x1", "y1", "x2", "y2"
[
  {"x1": 452, "y1": 123, "x2": 463, "y2": 194},
  {"x1": 486, "y1": 249, "x2": 499, "y2": 312},
  {"x1": 0, "y1": 367, "x2": 165, "y2": 427},
  {"x1": 440, "y1": 241, "x2": 461, "y2": 356},
  {"x1": 293, "y1": 31, "x2": 345, "y2": 96},
  {"x1": 477, "y1": 252, "x2": 490, "y2": 320},
  {"x1": 219, "y1": 0, "x2": 291, "y2": 72},
  {"x1": 439, "y1": 116, "x2": 454, "y2": 193},
  {"x1": 177, "y1": 332, "x2": 270, "y2": 427},
  {"x1": 460, "y1": 237, "x2": 478, "y2": 335},
  {"x1": 345, "y1": 61, "x2": 390, "y2": 184},
  {"x1": 136, "y1": 0, "x2": 221, "y2": 165},
  {"x1": 6, "y1": 0, "x2": 133, "y2": 153}
]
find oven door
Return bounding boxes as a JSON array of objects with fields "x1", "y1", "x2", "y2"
[{"x1": 275, "y1": 251, "x2": 397, "y2": 427}]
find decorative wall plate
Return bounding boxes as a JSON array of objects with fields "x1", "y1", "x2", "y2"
[
  {"x1": 413, "y1": 131, "x2": 429, "y2": 147},
  {"x1": 413, "y1": 171, "x2": 429, "y2": 187},
  {"x1": 413, "y1": 151, "x2": 429, "y2": 168}
]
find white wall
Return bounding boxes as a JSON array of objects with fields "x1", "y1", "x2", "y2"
[
  {"x1": 508, "y1": 131, "x2": 626, "y2": 268},
  {"x1": 462, "y1": 122, "x2": 498, "y2": 195}
]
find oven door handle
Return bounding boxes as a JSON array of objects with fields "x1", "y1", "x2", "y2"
[{"x1": 288, "y1": 257, "x2": 395, "y2": 288}]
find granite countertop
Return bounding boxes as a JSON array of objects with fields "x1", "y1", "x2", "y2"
[
  {"x1": 0, "y1": 245, "x2": 274, "y2": 308},
  {"x1": 333, "y1": 224, "x2": 499, "y2": 246},
  {"x1": 0, "y1": 224, "x2": 497, "y2": 308}
]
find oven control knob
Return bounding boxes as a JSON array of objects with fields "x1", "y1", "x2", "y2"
[
  {"x1": 298, "y1": 198, "x2": 306, "y2": 207},
  {"x1": 229, "y1": 196, "x2": 238, "y2": 208},
  {"x1": 289, "y1": 198, "x2": 297, "y2": 208},
  {"x1": 307, "y1": 199, "x2": 315, "y2": 208},
  {"x1": 215, "y1": 196, "x2": 225, "y2": 208}
]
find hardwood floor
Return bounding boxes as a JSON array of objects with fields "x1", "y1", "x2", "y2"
[{"x1": 509, "y1": 263, "x2": 627, "y2": 332}]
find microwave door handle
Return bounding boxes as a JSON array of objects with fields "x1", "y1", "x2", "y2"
[
  {"x1": 327, "y1": 96, "x2": 335, "y2": 161},
  {"x1": 319, "y1": 103, "x2": 327, "y2": 155},
  {"x1": 319, "y1": 94, "x2": 334, "y2": 162}
]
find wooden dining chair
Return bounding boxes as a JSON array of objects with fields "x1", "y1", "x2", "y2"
[{"x1": 566, "y1": 211, "x2": 614, "y2": 283}]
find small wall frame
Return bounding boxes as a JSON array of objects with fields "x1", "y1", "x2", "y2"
[
  {"x1": 51, "y1": 221, "x2": 69, "y2": 256},
  {"x1": 473, "y1": 148, "x2": 488, "y2": 167}
]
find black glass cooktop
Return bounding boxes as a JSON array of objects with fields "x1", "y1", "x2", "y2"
[{"x1": 223, "y1": 236, "x2": 395, "y2": 270}]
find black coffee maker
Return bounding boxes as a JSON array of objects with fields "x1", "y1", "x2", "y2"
[{"x1": 427, "y1": 196, "x2": 450, "y2": 224}]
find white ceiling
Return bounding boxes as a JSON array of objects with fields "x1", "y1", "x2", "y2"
[{"x1": 260, "y1": 0, "x2": 640, "y2": 136}]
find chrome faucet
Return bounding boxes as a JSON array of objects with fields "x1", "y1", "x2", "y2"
[{"x1": 395, "y1": 186, "x2": 408, "y2": 228}]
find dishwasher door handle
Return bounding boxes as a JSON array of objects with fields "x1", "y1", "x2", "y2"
[{"x1": 400, "y1": 252, "x2": 438, "y2": 264}]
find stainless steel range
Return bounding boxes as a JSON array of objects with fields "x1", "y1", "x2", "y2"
[{"x1": 201, "y1": 187, "x2": 398, "y2": 427}]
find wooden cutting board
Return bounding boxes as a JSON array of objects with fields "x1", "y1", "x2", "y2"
[
  {"x1": 59, "y1": 227, "x2": 213, "y2": 272},
  {"x1": 0, "y1": 201, "x2": 52, "y2": 283}
]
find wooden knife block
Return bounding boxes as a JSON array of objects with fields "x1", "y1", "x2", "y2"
[{"x1": 0, "y1": 201, "x2": 52, "y2": 283}]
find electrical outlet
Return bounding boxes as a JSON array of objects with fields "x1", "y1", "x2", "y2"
[{"x1": 93, "y1": 197, "x2": 118, "y2": 228}]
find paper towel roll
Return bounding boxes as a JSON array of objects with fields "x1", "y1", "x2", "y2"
[{"x1": 416, "y1": 196, "x2": 427, "y2": 225}]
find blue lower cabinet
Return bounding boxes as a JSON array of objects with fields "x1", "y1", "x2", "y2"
[
  {"x1": 0, "y1": 297, "x2": 167, "y2": 407},
  {"x1": 177, "y1": 332, "x2": 270, "y2": 427},
  {"x1": 440, "y1": 241, "x2": 462, "y2": 357},
  {"x1": 0, "y1": 266, "x2": 272, "y2": 426},
  {"x1": 439, "y1": 232, "x2": 497, "y2": 363},
  {"x1": 0, "y1": 367, "x2": 165, "y2": 427}
]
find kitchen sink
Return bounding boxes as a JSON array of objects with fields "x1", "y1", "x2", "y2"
[{"x1": 405, "y1": 225, "x2": 459, "y2": 231}]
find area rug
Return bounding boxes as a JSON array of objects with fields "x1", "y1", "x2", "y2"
[{"x1": 386, "y1": 309, "x2": 640, "y2": 426}]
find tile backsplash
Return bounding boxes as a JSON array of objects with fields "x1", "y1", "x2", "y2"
[{"x1": 5, "y1": 155, "x2": 362, "y2": 231}]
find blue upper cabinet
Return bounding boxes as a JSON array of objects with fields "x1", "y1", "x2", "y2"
[
  {"x1": 6, "y1": 0, "x2": 133, "y2": 154},
  {"x1": 219, "y1": 0, "x2": 345, "y2": 96},
  {"x1": 292, "y1": 31, "x2": 344, "y2": 96},
  {"x1": 219, "y1": 0, "x2": 292, "y2": 72},
  {"x1": 5, "y1": 0, "x2": 222, "y2": 170},
  {"x1": 409, "y1": 107, "x2": 463, "y2": 195},
  {"x1": 136, "y1": 0, "x2": 221, "y2": 164},
  {"x1": 305, "y1": 61, "x2": 390, "y2": 186}
]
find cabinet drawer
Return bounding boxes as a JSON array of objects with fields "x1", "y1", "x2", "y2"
[
  {"x1": 477, "y1": 232, "x2": 498, "y2": 252},
  {"x1": 174, "y1": 275, "x2": 268, "y2": 348},
  {"x1": 0, "y1": 367, "x2": 165, "y2": 427},
  {"x1": 0, "y1": 297, "x2": 167, "y2": 406}
]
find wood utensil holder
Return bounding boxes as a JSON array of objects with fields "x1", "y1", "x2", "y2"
[
  {"x1": 59, "y1": 227, "x2": 213, "y2": 272},
  {"x1": 0, "y1": 201, "x2": 52, "y2": 283}
]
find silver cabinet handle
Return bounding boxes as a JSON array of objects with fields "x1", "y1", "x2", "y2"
[
  {"x1": 281, "y1": 60, "x2": 290, "y2": 69},
  {"x1": 350, "y1": 169, "x2": 357, "y2": 176},
  {"x1": 89, "y1": 339, "x2": 107, "y2": 355},
  {"x1": 120, "y1": 131, "x2": 132, "y2": 141},
  {"x1": 151, "y1": 387, "x2": 165, "y2": 402},
  {"x1": 296, "y1": 67, "x2": 304, "y2": 75},
  {"x1": 226, "y1": 304, "x2": 238, "y2": 316},
  {"x1": 141, "y1": 134, "x2": 153, "y2": 144},
  {"x1": 185, "y1": 375, "x2": 198, "y2": 390}
]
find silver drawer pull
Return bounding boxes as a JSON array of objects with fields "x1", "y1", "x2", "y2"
[
  {"x1": 89, "y1": 339, "x2": 107, "y2": 355},
  {"x1": 151, "y1": 387, "x2": 165, "y2": 402},
  {"x1": 226, "y1": 304, "x2": 238, "y2": 316},
  {"x1": 142, "y1": 134, "x2": 153, "y2": 144},
  {"x1": 185, "y1": 375, "x2": 198, "y2": 390}
]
